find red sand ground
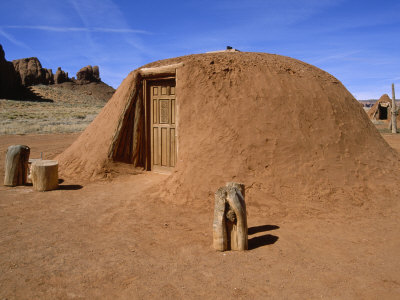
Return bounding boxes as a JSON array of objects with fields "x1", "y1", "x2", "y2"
[{"x1": 1, "y1": 133, "x2": 400, "y2": 299}]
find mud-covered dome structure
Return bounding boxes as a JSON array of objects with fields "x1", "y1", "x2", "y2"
[
  {"x1": 368, "y1": 94, "x2": 400, "y2": 125},
  {"x1": 58, "y1": 51, "x2": 400, "y2": 212}
]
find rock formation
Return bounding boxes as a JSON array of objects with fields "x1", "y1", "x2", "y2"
[
  {"x1": 12, "y1": 57, "x2": 54, "y2": 86},
  {"x1": 0, "y1": 44, "x2": 20, "y2": 98},
  {"x1": 0, "y1": 44, "x2": 113, "y2": 101},
  {"x1": 44, "y1": 68, "x2": 54, "y2": 84},
  {"x1": 76, "y1": 65, "x2": 101, "y2": 84},
  {"x1": 54, "y1": 67, "x2": 69, "y2": 84}
]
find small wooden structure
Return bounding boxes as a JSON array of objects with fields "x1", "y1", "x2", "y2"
[
  {"x1": 391, "y1": 83, "x2": 398, "y2": 134},
  {"x1": 31, "y1": 160, "x2": 59, "y2": 191},
  {"x1": 213, "y1": 182, "x2": 248, "y2": 251},
  {"x1": 4, "y1": 145, "x2": 30, "y2": 186}
]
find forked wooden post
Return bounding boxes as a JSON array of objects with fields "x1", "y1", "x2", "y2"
[
  {"x1": 4, "y1": 145, "x2": 30, "y2": 186},
  {"x1": 391, "y1": 83, "x2": 397, "y2": 134},
  {"x1": 213, "y1": 187, "x2": 228, "y2": 251},
  {"x1": 213, "y1": 182, "x2": 248, "y2": 251}
]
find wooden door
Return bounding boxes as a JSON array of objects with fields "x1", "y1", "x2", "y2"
[{"x1": 150, "y1": 80, "x2": 176, "y2": 172}]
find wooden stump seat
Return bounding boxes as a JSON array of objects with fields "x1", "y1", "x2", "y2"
[{"x1": 31, "y1": 160, "x2": 59, "y2": 191}]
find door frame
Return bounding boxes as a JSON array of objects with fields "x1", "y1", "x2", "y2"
[{"x1": 143, "y1": 76, "x2": 177, "y2": 172}]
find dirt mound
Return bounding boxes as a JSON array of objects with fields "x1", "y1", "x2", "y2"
[
  {"x1": 58, "y1": 52, "x2": 400, "y2": 214},
  {"x1": 379, "y1": 94, "x2": 391, "y2": 102}
]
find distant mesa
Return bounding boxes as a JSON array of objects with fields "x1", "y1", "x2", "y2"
[{"x1": 0, "y1": 44, "x2": 114, "y2": 100}]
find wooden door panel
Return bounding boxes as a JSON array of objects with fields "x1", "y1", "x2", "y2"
[
  {"x1": 150, "y1": 80, "x2": 176, "y2": 172},
  {"x1": 170, "y1": 128, "x2": 176, "y2": 167},
  {"x1": 152, "y1": 127, "x2": 159, "y2": 165},
  {"x1": 159, "y1": 99, "x2": 170, "y2": 124},
  {"x1": 161, "y1": 127, "x2": 168, "y2": 166},
  {"x1": 171, "y1": 99, "x2": 175, "y2": 124},
  {"x1": 152, "y1": 99, "x2": 158, "y2": 124}
]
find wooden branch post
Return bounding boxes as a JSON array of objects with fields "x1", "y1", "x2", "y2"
[
  {"x1": 213, "y1": 182, "x2": 248, "y2": 251},
  {"x1": 4, "y1": 145, "x2": 30, "y2": 186},
  {"x1": 392, "y1": 83, "x2": 397, "y2": 134},
  {"x1": 31, "y1": 160, "x2": 59, "y2": 191}
]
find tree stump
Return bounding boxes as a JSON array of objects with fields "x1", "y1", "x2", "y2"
[
  {"x1": 213, "y1": 182, "x2": 248, "y2": 251},
  {"x1": 31, "y1": 160, "x2": 59, "y2": 191},
  {"x1": 4, "y1": 145, "x2": 30, "y2": 186}
]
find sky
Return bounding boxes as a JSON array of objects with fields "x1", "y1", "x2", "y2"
[{"x1": 0, "y1": 0, "x2": 399, "y2": 99}]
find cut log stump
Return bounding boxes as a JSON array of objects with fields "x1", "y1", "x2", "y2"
[
  {"x1": 4, "y1": 145, "x2": 30, "y2": 186},
  {"x1": 213, "y1": 182, "x2": 248, "y2": 251},
  {"x1": 31, "y1": 160, "x2": 59, "y2": 191},
  {"x1": 27, "y1": 159, "x2": 42, "y2": 183}
]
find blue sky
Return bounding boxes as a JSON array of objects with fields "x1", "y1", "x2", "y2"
[{"x1": 1, "y1": 0, "x2": 399, "y2": 99}]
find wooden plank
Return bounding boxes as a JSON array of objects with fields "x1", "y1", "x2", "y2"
[
  {"x1": 139, "y1": 63, "x2": 183, "y2": 77},
  {"x1": 392, "y1": 83, "x2": 397, "y2": 134}
]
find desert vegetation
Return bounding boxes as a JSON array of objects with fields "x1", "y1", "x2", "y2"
[
  {"x1": 0, "y1": 82, "x2": 111, "y2": 134},
  {"x1": 0, "y1": 45, "x2": 113, "y2": 135},
  {"x1": 0, "y1": 99, "x2": 103, "y2": 135}
]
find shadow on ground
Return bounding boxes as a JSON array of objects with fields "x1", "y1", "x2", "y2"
[
  {"x1": 58, "y1": 184, "x2": 83, "y2": 190},
  {"x1": 23, "y1": 179, "x2": 82, "y2": 190},
  {"x1": 4, "y1": 86, "x2": 53, "y2": 102},
  {"x1": 57, "y1": 179, "x2": 83, "y2": 190},
  {"x1": 248, "y1": 224, "x2": 279, "y2": 249}
]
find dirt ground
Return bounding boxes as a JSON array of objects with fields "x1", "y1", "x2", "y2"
[{"x1": 1, "y1": 133, "x2": 400, "y2": 299}]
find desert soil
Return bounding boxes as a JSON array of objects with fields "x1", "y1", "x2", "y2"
[{"x1": 1, "y1": 133, "x2": 400, "y2": 299}]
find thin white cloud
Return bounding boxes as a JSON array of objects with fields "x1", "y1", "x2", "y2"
[
  {"x1": 68, "y1": 0, "x2": 134, "y2": 31},
  {"x1": 0, "y1": 28, "x2": 30, "y2": 49},
  {"x1": 312, "y1": 51, "x2": 362, "y2": 64},
  {"x1": 3, "y1": 25, "x2": 149, "y2": 34},
  {"x1": 67, "y1": 0, "x2": 153, "y2": 62}
]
